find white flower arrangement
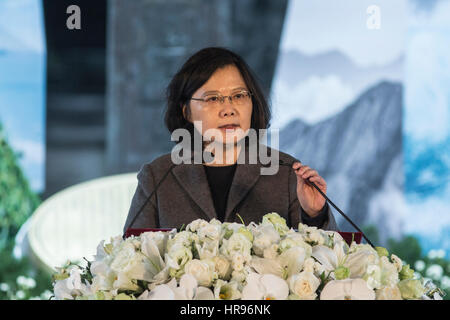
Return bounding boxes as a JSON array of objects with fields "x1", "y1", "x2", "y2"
[{"x1": 51, "y1": 213, "x2": 445, "y2": 300}]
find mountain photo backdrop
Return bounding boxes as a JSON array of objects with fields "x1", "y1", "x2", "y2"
[{"x1": 270, "y1": 0, "x2": 450, "y2": 259}]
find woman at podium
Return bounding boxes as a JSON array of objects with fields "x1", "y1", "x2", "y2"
[{"x1": 123, "y1": 47, "x2": 338, "y2": 233}]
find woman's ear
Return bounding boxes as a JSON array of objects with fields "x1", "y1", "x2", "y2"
[{"x1": 182, "y1": 105, "x2": 191, "y2": 122}]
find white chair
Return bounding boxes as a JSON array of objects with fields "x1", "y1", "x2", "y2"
[{"x1": 23, "y1": 173, "x2": 138, "y2": 273}]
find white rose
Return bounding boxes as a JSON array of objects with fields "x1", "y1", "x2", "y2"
[
  {"x1": 110, "y1": 242, "x2": 152, "y2": 282},
  {"x1": 375, "y1": 285, "x2": 402, "y2": 300},
  {"x1": 184, "y1": 259, "x2": 217, "y2": 287},
  {"x1": 212, "y1": 255, "x2": 232, "y2": 280},
  {"x1": 288, "y1": 271, "x2": 320, "y2": 300}
]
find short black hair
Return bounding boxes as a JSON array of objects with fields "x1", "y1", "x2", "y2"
[{"x1": 164, "y1": 47, "x2": 271, "y2": 143}]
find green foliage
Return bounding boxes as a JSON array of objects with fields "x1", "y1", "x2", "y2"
[
  {"x1": 363, "y1": 224, "x2": 449, "y2": 300},
  {"x1": 0, "y1": 242, "x2": 53, "y2": 300},
  {"x1": 0, "y1": 122, "x2": 50, "y2": 299},
  {"x1": 0, "y1": 123, "x2": 40, "y2": 249},
  {"x1": 388, "y1": 235, "x2": 422, "y2": 265},
  {"x1": 361, "y1": 224, "x2": 380, "y2": 246}
]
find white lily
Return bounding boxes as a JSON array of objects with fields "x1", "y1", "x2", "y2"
[
  {"x1": 214, "y1": 280, "x2": 242, "y2": 300},
  {"x1": 249, "y1": 256, "x2": 284, "y2": 278},
  {"x1": 249, "y1": 244, "x2": 307, "y2": 280},
  {"x1": 172, "y1": 274, "x2": 214, "y2": 300},
  {"x1": 141, "y1": 232, "x2": 167, "y2": 277},
  {"x1": 53, "y1": 268, "x2": 91, "y2": 300},
  {"x1": 278, "y1": 246, "x2": 307, "y2": 279},
  {"x1": 141, "y1": 274, "x2": 214, "y2": 300},
  {"x1": 241, "y1": 273, "x2": 289, "y2": 300},
  {"x1": 139, "y1": 282, "x2": 175, "y2": 300},
  {"x1": 141, "y1": 231, "x2": 168, "y2": 258},
  {"x1": 320, "y1": 279, "x2": 376, "y2": 300},
  {"x1": 312, "y1": 240, "x2": 349, "y2": 277}
]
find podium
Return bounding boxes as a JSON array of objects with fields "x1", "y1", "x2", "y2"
[{"x1": 125, "y1": 228, "x2": 362, "y2": 246}]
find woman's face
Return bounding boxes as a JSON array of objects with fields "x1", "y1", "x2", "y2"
[{"x1": 183, "y1": 64, "x2": 253, "y2": 146}]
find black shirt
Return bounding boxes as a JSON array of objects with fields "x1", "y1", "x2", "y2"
[
  {"x1": 203, "y1": 164, "x2": 328, "y2": 227},
  {"x1": 203, "y1": 163, "x2": 238, "y2": 222}
]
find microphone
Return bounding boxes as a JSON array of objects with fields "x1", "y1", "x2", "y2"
[
  {"x1": 277, "y1": 159, "x2": 375, "y2": 248},
  {"x1": 123, "y1": 162, "x2": 177, "y2": 238},
  {"x1": 123, "y1": 151, "x2": 207, "y2": 238}
]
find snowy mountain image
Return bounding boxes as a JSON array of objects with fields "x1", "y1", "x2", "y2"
[{"x1": 277, "y1": 81, "x2": 405, "y2": 244}]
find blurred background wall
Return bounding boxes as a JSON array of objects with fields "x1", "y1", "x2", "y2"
[
  {"x1": 0, "y1": 0, "x2": 449, "y2": 299},
  {"x1": 42, "y1": 0, "x2": 287, "y2": 198}
]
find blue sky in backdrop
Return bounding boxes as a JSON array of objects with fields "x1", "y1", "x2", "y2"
[
  {"x1": 403, "y1": 0, "x2": 450, "y2": 256},
  {"x1": 0, "y1": 0, "x2": 46, "y2": 192}
]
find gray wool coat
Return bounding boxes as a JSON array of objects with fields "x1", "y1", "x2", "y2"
[{"x1": 123, "y1": 146, "x2": 339, "y2": 233}]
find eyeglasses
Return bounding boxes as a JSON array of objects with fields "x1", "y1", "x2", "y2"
[{"x1": 190, "y1": 90, "x2": 252, "y2": 106}]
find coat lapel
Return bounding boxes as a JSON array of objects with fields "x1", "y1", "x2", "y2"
[
  {"x1": 223, "y1": 161, "x2": 262, "y2": 222},
  {"x1": 171, "y1": 146, "x2": 263, "y2": 222},
  {"x1": 172, "y1": 163, "x2": 217, "y2": 221}
]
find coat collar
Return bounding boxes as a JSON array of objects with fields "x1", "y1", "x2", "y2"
[{"x1": 171, "y1": 145, "x2": 263, "y2": 221}]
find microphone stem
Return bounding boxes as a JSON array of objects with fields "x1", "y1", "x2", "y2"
[
  {"x1": 281, "y1": 161, "x2": 375, "y2": 248},
  {"x1": 123, "y1": 163, "x2": 177, "y2": 238},
  {"x1": 307, "y1": 180, "x2": 375, "y2": 248}
]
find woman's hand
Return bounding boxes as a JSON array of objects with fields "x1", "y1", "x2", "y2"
[{"x1": 292, "y1": 162, "x2": 327, "y2": 218}]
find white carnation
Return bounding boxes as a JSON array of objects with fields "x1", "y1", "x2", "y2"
[
  {"x1": 197, "y1": 223, "x2": 222, "y2": 242},
  {"x1": 186, "y1": 219, "x2": 209, "y2": 233},
  {"x1": 220, "y1": 233, "x2": 252, "y2": 261},
  {"x1": 252, "y1": 224, "x2": 280, "y2": 257}
]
